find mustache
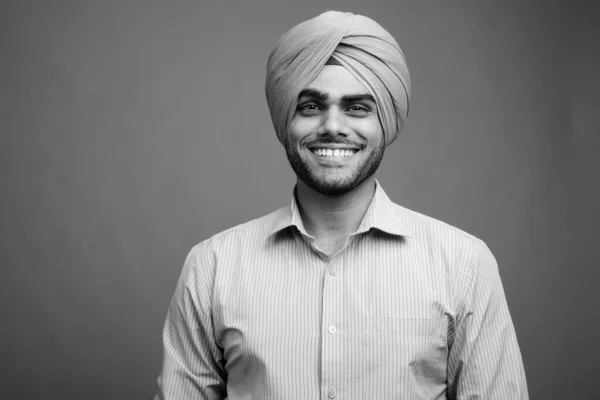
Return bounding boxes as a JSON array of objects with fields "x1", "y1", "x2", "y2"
[{"x1": 304, "y1": 138, "x2": 365, "y2": 149}]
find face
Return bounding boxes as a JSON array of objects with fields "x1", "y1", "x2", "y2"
[{"x1": 285, "y1": 65, "x2": 385, "y2": 196}]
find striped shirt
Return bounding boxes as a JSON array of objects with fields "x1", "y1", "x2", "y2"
[{"x1": 155, "y1": 181, "x2": 528, "y2": 399}]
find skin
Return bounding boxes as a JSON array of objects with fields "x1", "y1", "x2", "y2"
[{"x1": 284, "y1": 65, "x2": 386, "y2": 255}]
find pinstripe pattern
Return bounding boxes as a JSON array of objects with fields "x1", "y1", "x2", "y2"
[{"x1": 155, "y1": 181, "x2": 528, "y2": 399}]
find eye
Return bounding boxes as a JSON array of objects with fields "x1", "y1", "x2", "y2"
[
  {"x1": 297, "y1": 103, "x2": 322, "y2": 116},
  {"x1": 347, "y1": 105, "x2": 370, "y2": 116}
]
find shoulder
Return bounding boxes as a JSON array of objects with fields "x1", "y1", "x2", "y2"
[
  {"x1": 187, "y1": 205, "x2": 288, "y2": 261},
  {"x1": 395, "y1": 203, "x2": 480, "y2": 243},
  {"x1": 391, "y1": 202, "x2": 492, "y2": 268}
]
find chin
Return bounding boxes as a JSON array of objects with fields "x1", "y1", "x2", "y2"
[{"x1": 304, "y1": 175, "x2": 366, "y2": 196}]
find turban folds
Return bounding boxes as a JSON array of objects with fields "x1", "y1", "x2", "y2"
[{"x1": 265, "y1": 11, "x2": 411, "y2": 147}]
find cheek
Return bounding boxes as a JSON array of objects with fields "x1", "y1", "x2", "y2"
[
  {"x1": 353, "y1": 119, "x2": 383, "y2": 143},
  {"x1": 289, "y1": 117, "x2": 320, "y2": 139}
]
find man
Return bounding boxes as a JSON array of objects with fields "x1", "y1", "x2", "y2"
[{"x1": 155, "y1": 10, "x2": 528, "y2": 400}]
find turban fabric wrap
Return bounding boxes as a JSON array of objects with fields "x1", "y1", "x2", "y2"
[{"x1": 265, "y1": 11, "x2": 411, "y2": 147}]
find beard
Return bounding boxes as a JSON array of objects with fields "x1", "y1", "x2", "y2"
[{"x1": 285, "y1": 138, "x2": 385, "y2": 196}]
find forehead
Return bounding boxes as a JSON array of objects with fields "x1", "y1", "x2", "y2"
[{"x1": 303, "y1": 65, "x2": 372, "y2": 99}]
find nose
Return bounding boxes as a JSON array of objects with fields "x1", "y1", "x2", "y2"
[{"x1": 318, "y1": 108, "x2": 349, "y2": 138}]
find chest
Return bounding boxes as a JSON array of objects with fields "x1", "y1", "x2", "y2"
[
  {"x1": 212, "y1": 238, "x2": 455, "y2": 345},
  {"x1": 211, "y1": 243, "x2": 453, "y2": 396}
]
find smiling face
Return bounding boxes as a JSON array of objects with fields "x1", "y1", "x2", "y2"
[{"x1": 285, "y1": 65, "x2": 385, "y2": 195}]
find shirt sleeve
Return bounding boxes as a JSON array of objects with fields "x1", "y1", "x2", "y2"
[
  {"x1": 155, "y1": 245, "x2": 227, "y2": 400},
  {"x1": 447, "y1": 239, "x2": 529, "y2": 399}
]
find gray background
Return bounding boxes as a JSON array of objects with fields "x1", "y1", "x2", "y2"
[{"x1": 1, "y1": 0, "x2": 599, "y2": 399}]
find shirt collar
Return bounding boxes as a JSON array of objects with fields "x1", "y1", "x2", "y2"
[{"x1": 269, "y1": 179, "x2": 411, "y2": 238}]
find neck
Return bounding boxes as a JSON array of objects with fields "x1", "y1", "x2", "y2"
[{"x1": 295, "y1": 176, "x2": 377, "y2": 240}]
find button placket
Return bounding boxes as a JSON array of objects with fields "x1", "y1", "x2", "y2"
[{"x1": 320, "y1": 255, "x2": 341, "y2": 400}]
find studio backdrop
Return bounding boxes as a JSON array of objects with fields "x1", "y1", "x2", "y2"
[{"x1": 1, "y1": 1, "x2": 599, "y2": 399}]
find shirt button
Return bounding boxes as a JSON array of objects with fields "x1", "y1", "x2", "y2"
[
  {"x1": 329, "y1": 268, "x2": 336, "y2": 276},
  {"x1": 328, "y1": 325, "x2": 337, "y2": 335},
  {"x1": 328, "y1": 388, "x2": 337, "y2": 398}
]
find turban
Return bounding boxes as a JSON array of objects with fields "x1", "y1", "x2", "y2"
[{"x1": 265, "y1": 11, "x2": 411, "y2": 147}]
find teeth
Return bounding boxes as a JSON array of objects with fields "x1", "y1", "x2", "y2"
[{"x1": 312, "y1": 149, "x2": 357, "y2": 158}]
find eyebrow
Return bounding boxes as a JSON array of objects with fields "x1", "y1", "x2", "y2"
[{"x1": 297, "y1": 88, "x2": 376, "y2": 105}]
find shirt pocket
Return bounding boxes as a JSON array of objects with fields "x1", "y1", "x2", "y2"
[
  {"x1": 363, "y1": 316, "x2": 449, "y2": 385},
  {"x1": 365, "y1": 316, "x2": 447, "y2": 340}
]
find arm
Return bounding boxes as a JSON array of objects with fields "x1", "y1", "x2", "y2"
[
  {"x1": 155, "y1": 245, "x2": 227, "y2": 400},
  {"x1": 447, "y1": 239, "x2": 528, "y2": 399}
]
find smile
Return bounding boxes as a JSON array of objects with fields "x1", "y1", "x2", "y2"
[{"x1": 310, "y1": 148, "x2": 358, "y2": 159}]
